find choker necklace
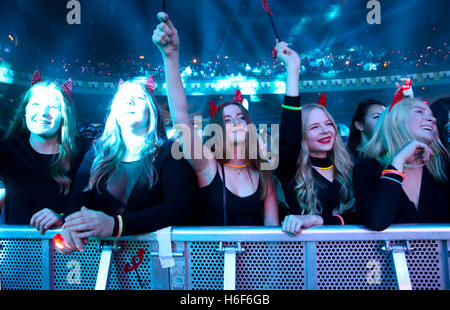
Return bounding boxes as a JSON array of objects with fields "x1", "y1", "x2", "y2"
[
  {"x1": 311, "y1": 157, "x2": 334, "y2": 170},
  {"x1": 224, "y1": 162, "x2": 248, "y2": 175}
]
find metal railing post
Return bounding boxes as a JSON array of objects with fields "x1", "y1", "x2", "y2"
[
  {"x1": 383, "y1": 241, "x2": 413, "y2": 290},
  {"x1": 95, "y1": 241, "x2": 119, "y2": 290},
  {"x1": 217, "y1": 242, "x2": 245, "y2": 290}
]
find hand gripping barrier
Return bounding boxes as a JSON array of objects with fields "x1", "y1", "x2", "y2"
[{"x1": 0, "y1": 224, "x2": 449, "y2": 290}]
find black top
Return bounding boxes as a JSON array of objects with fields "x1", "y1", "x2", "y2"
[
  {"x1": 0, "y1": 135, "x2": 89, "y2": 224},
  {"x1": 349, "y1": 149, "x2": 365, "y2": 165},
  {"x1": 276, "y1": 95, "x2": 358, "y2": 225},
  {"x1": 197, "y1": 165, "x2": 265, "y2": 226},
  {"x1": 64, "y1": 140, "x2": 197, "y2": 236},
  {"x1": 353, "y1": 158, "x2": 450, "y2": 231}
]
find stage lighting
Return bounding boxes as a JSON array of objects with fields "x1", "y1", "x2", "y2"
[{"x1": 325, "y1": 5, "x2": 340, "y2": 22}]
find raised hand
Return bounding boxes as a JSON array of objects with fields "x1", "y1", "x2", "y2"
[
  {"x1": 152, "y1": 12, "x2": 180, "y2": 58},
  {"x1": 274, "y1": 41, "x2": 301, "y2": 69},
  {"x1": 395, "y1": 78, "x2": 414, "y2": 99}
]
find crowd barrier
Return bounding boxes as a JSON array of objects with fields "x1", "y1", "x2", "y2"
[{"x1": 0, "y1": 224, "x2": 449, "y2": 290}]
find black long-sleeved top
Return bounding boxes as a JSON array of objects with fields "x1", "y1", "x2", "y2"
[
  {"x1": 0, "y1": 135, "x2": 89, "y2": 224},
  {"x1": 276, "y1": 95, "x2": 358, "y2": 225},
  {"x1": 64, "y1": 140, "x2": 196, "y2": 236},
  {"x1": 353, "y1": 158, "x2": 450, "y2": 231}
]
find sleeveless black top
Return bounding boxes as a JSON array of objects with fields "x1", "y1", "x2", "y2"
[{"x1": 198, "y1": 165, "x2": 265, "y2": 226}]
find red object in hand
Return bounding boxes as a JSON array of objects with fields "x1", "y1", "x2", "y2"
[
  {"x1": 53, "y1": 233, "x2": 65, "y2": 250},
  {"x1": 272, "y1": 48, "x2": 277, "y2": 60}
]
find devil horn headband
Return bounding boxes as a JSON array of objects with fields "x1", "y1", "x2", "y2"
[
  {"x1": 31, "y1": 70, "x2": 73, "y2": 103},
  {"x1": 389, "y1": 79, "x2": 412, "y2": 112},
  {"x1": 209, "y1": 89, "x2": 245, "y2": 119},
  {"x1": 317, "y1": 93, "x2": 327, "y2": 107}
]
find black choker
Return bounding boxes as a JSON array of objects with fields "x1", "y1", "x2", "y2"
[{"x1": 311, "y1": 157, "x2": 333, "y2": 169}]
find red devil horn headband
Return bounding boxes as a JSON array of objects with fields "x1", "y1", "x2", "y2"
[
  {"x1": 61, "y1": 78, "x2": 73, "y2": 98},
  {"x1": 389, "y1": 79, "x2": 412, "y2": 112},
  {"x1": 31, "y1": 70, "x2": 73, "y2": 103},
  {"x1": 31, "y1": 70, "x2": 42, "y2": 85},
  {"x1": 233, "y1": 89, "x2": 243, "y2": 104},
  {"x1": 117, "y1": 76, "x2": 155, "y2": 94},
  {"x1": 317, "y1": 93, "x2": 327, "y2": 107},
  {"x1": 146, "y1": 75, "x2": 155, "y2": 94},
  {"x1": 209, "y1": 89, "x2": 245, "y2": 119},
  {"x1": 209, "y1": 101, "x2": 218, "y2": 118}
]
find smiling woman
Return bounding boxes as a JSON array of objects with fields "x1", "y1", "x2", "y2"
[
  {"x1": 354, "y1": 98, "x2": 450, "y2": 231},
  {"x1": 0, "y1": 72, "x2": 89, "y2": 231},
  {"x1": 274, "y1": 41, "x2": 357, "y2": 237},
  {"x1": 57, "y1": 77, "x2": 196, "y2": 254}
]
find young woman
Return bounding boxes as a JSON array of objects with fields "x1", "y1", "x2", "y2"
[
  {"x1": 59, "y1": 77, "x2": 196, "y2": 253},
  {"x1": 152, "y1": 12, "x2": 279, "y2": 226},
  {"x1": 274, "y1": 42, "x2": 357, "y2": 236},
  {"x1": 354, "y1": 97, "x2": 449, "y2": 231},
  {"x1": 348, "y1": 99, "x2": 385, "y2": 163},
  {"x1": 430, "y1": 97, "x2": 449, "y2": 151},
  {"x1": 0, "y1": 71, "x2": 88, "y2": 233}
]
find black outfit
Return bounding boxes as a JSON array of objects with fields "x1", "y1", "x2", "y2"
[
  {"x1": 276, "y1": 95, "x2": 358, "y2": 225},
  {"x1": 0, "y1": 135, "x2": 89, "y2": 224},
  {"x1": 64, "y1": 140, "x2": 196, "y2": 236},
  {"x1": 197, "y1": 164, "x2": 265, "y2": 226},
  {"x1": 353, "y1": 158, "x2": 450, "y2": 231},
  {"x1": 349, "y1": 149, "x2": 364, "y2": 165}
]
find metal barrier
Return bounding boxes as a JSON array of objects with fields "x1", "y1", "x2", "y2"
[{"x1": 0, "y1": 224, "x2": 449, "y2": 290}]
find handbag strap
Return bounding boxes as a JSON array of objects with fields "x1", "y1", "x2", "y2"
[{"x1": 221, "y1": 163, "x2": 227, "y2": 226}]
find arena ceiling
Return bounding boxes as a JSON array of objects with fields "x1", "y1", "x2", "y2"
[{"x1": 0, "y1": 0, "x2": 449, "y2": 65}]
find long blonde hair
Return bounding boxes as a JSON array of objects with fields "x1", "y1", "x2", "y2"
[
  {"x1": 294, "y1": 104, "x2": 354, "y2": 215},
  {"x1": 8, "y1": 82, "x2": 77, "y2": 195},
  {"x1": 363, "y1": 98, "x2": 448, "y2": 183},
  {"x1": 88, "y1": 78, "x2": 167, "y2": 191}
]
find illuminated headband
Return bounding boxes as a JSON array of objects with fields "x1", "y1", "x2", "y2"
[
  {"x1": 209, "y1": 89, "x2": 244, "y2": 119},
  {"x1": 31, "y1": 70, "x2": 73, "y2": 103},
  {"x1": 118, "y1": 75, "x2": 155, "y2": 94},
  {"x1": 389, "y1": 79, "x2": 412, "y2": 112}
]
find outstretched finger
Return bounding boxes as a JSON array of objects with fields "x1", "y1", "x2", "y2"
[{"x1": 157, "y1": 12, "x2": 176, "y2": 32}]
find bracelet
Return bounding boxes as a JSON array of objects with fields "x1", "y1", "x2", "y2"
[
  {"x1": 116, "y1": 215, "x2": 123, "y2": 238},
  {"x1": 380, "y1": 176, "x2": 403, "y2": 186},
  {"x1": 382, "y1": 169, "x2": 405, "y2": 180},
  {"x1": 332, "y1": 214, "x2": 345, "y2": 225},
  {"x1": 281, "y1": 104, "x2": 302, "y2": 111}
]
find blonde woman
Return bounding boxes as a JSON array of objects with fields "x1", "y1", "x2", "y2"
[
  {"x1": 274, "y1": 42, "x2": 357, "y2": 236},
  {"x1": 0, "y1": 71, "x2": 88, "y2": 232},
  {"x1": 354, "y1": 97, "x2": 449, "y2": 231},
  {"x1": 59, "y1": 77, "x2": 196, "y2": 253}
]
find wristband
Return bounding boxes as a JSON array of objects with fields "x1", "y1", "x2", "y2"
[
  {"x1": 116, "y1": 215, "x2": 123, "y2": 238},
  {"x1": 380, "y1": 176, "x2": 403, "y2": 186},
  {"x1": 332, "y1": 214, "x2": 345, "y2": 225},
  {"x1": 282, "y1": 104, "x2": 302, "y2": 111},
  {"x1": 382, "y1": 169, "x2": 405, "y2": 180}
]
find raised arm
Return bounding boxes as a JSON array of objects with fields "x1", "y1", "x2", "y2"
[
  {"x1": 152, "y1": 12, "x2": 215, "y2": 180},
  {"x1": 274, "y1": 42, "x2": 303, "y2": 183}
]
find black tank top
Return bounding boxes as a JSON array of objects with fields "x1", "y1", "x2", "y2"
[{"x1": 198, "y1": 165, "x2": 265, "y2": 226}]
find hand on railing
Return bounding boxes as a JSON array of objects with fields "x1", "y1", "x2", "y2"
[
  {"x1": 30, "y1": 208, "x2": 63, "y2": 235},
  {"x1": 281, "y1": 214, "x2": 324, "y2": 237}
]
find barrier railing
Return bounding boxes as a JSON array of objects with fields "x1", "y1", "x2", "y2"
[{"x1": 0, "y1": 224, "x2": 449, "y2": 290}]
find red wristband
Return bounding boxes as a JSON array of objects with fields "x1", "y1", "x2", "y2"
[{"x1": 332, "y1": 214, "x2": 345, "y2": 225}]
